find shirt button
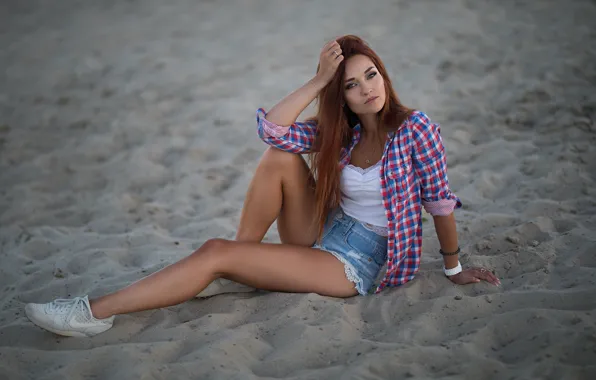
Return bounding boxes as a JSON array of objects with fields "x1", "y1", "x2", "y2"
[{"x1": 368, "y1": 258, "x2": 372, "y2": 262}]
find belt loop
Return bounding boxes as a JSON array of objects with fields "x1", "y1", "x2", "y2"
[{"x1": 342, "y1": 214, "x2": 356, "y2": 232}]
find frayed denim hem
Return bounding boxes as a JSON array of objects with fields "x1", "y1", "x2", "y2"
[{"x1": 312, "y1": 244, "x2": 368, "y2": 296}]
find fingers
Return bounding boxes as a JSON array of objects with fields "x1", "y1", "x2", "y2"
[
  {"x1": 316, "y1": 40, "x2": 344, "y2": 83},
  {"x1": 320, "y1": 46, "x2": 343, "y2": 69},
  {"x1": 332, "y1": 52, "x2": 344, "y2": 63},
  {"x1": 323, "y1": 39, "x2": 340, "y2": 52},
  {"x1": 473, "y1": 267, "x2": 501, "y2": 286},
  {"x1": 322, "y1": 41, "x2": 343, "y2": 59},
  {"x1": 326, "y1": 47, "x2": 342, "y2": 59},
  {"x1": 327, "y1": 50, "x2": 341, "y2": 60}
]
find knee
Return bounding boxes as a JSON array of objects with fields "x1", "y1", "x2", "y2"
[
  {"x1": 192, "y1": 238, "x2": 229, "y2": 255},
  {"x1": 190, "y1": 238, "x2": 230, "y2": 262},
  {"x1": 202, "y1": 238, "x2": 230, "y2": 252},
  {"x1": 192, "y1": 238, "x2": 235, "y2": 274},
  {"x1": 259, "y1": 147, "x2": 304, "y2": 172}
]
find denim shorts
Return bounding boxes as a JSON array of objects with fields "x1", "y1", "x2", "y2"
[{"x1": 312, "y1": 208, "x2": 388, "y2": 295}]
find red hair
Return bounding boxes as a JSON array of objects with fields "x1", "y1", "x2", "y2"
[{"x1": 308, "y1": 35, "x2": 413, "y2": 241}]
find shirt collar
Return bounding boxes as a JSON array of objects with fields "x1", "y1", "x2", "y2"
[{"x1": 352, "y1": 123, "x2": 396, "y2": 141}]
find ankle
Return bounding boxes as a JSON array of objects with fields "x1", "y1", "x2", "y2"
[{"x1": 89, "y1": 298, "x2": 112, "y2": 319}]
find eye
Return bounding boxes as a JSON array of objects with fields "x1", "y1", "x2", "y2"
[
  {"x1": 367, "y1": 71, "x2": 378, "y2": 79},
  {"x1": 345, "y1": 82, "x2": 356, "y2": 90}
]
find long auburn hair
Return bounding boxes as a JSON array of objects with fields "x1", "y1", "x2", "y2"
[{"x1": 307, "y1": 35, "x2": 413, "y2": 241}]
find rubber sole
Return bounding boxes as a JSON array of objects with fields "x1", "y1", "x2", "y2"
[{"x1": 25, "y1": 305, "x2": 112, "y2": 337}]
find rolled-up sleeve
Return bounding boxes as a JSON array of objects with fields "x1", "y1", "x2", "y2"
[
  {"x1": 256, "y1": 108, "x2": 318, "y2": 154},
  {"x1": 410, "y1": 111, "x2": 462, "y2": 216}
]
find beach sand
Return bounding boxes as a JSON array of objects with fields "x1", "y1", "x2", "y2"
[{"x1": 1, "y1": 0, "x2": 595, "y2": 379}]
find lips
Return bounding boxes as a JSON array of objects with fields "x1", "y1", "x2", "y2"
[{"x1": 365, "y1": 96, "x2": 379, "y2": 104}]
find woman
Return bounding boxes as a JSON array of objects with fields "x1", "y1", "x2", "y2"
[{"x1": 25, "y1": 35, "x2": 500, "y2": 337}]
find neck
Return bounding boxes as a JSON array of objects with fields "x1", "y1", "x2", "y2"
[{"x1": 359, "y1": 113, "x2": 382, "y2": 140}]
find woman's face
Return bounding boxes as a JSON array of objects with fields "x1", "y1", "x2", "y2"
[{"x1": 343, "y1": 54, "x2": 386, "y2": 116}]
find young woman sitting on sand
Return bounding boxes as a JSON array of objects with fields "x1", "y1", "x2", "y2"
[{"x1": 25, "y1": 35, "x2": 500, "y2": 337}]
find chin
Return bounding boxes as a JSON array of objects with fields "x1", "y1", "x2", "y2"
[
  {"x1": 350, "y1": 101, "x2": 385, "y2": 117},
  {"x1": 363, "y1": 104, "x2": 384, "y2": 114},
  {"x1": 372, "y1": 103, "x2": 385, "y2": 113}
]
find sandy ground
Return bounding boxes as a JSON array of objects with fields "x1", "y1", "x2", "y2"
[{"x1": 1, "y1": 0, "x2": 596, "y2": 379}]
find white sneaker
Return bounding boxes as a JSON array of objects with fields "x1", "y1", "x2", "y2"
[
  {"x1": 195, "y1": 278, "x2": 256, "y2": 298},
  {"x1": 25, "y1": 295, "x2": 114, "y2": 337}
]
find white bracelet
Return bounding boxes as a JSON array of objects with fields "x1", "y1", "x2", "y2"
[{"x1": 444, "y1": 261, "x2": 462, "y2": 277}]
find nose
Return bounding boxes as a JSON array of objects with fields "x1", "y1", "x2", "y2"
[{"x1": 361, "y1": 86, "x2": 373, "y2": 96}]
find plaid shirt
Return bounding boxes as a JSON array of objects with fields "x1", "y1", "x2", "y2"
[{"x1": 256, "y1": 108, "x2": 462, "y2": 293}]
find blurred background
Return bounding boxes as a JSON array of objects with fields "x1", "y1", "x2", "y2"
[{"x1": 1, "y1": 1, "x2": 595, "y2": 379}]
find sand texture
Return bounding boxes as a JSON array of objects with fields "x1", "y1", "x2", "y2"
[{"x1": 1, "y1": 0, "x2": 596, "y2": 379}]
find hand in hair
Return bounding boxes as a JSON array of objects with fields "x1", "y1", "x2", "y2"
[{"x1": 315, "y1": 39, "x2": 344, "y2": 86}]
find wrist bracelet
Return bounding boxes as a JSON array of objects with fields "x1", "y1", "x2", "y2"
[
  {"x1": 444, "y1": 261, "x2": 462, "y2": 277},
  {"x1": 439, "y1": 247, "x2": 460, "y2": 256}
]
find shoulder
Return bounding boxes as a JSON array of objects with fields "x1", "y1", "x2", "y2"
[
  {"x1": 406, "y1": 110, "x2": 440, "y2": 135},
  {"x1": 391, "y1": 110, "x2": 440, "y2": 145},
  {"x1": 399, "y1": 111, "x2": 444, "y2": 161}
]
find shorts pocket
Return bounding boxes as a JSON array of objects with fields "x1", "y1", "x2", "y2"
[{"x1": 344, "y1": 229, "x2": 387, "y2": 267}]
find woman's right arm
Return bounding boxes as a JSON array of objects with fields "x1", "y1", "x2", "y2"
[
  {"x1": 265, "y1": 76, "x2": 328, "y2": 126},
  {"x1": 257, "y1": 40, "x2": 344, "y2": 154}
]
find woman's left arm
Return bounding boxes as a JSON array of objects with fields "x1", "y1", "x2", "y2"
[
  {"x1": 410, "y1": 112, "x2": 500, "y2": 286},
  {"x1": 433, "y1": 213, "x2": 500, "y2": 286}
]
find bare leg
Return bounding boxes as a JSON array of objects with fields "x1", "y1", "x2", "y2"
[
  {"x1": 90, "y1": 148, "x2": 338, "y2": 317},
  {"x1": 235, "y1": 147, "x2": 318, "y2": 246},
  {"x1": 90, "y1": 239, "x2": 357, "y2": 318},
  {"x1": 195, "y1": 147, "x2": 320, "y2": 297}
]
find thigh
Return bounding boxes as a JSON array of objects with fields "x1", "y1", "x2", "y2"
[
  {"x1": 276, "y1": 153, "x2": 318, "y2": 247},
  {"x1": 208, "y1": 239, "x2": 358, "y2": 298}
]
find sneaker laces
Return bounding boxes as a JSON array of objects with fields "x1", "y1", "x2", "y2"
[{"x1": 48, "y1": 297, "x2": 92, "y2": 323}]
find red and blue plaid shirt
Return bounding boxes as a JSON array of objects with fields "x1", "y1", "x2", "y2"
[{"x1": 256, "y1": 108, "x2": 462, "y2": 292}]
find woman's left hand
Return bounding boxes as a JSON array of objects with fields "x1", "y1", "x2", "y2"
[{"x1": 448, "y1": 267, "x2": 501, "y2": 286}]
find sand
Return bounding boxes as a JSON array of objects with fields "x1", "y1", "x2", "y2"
[{"x1": 1, "y1": 0, "x2": 595, "y2": 379}]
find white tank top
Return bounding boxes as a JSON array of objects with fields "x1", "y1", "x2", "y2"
[{"x1": 339, "y1": 160, "x2": 389, "y2": 236}]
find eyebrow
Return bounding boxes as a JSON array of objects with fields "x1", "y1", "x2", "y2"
[{"x1": 345, "y1": 66, "x2": 375, "y2": 82}]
